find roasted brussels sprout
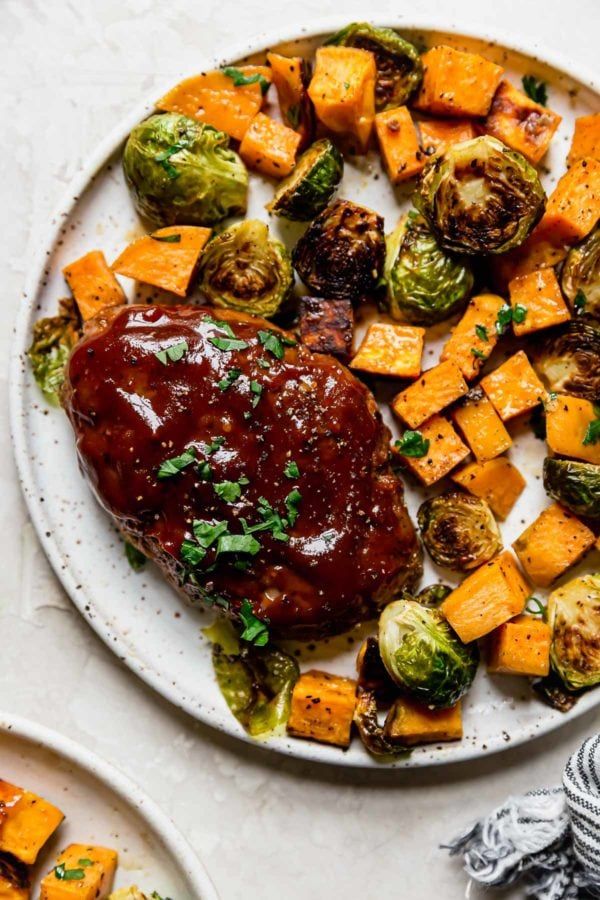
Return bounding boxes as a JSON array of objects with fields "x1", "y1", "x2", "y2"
[
  {"x1": 417, "y1": 492, "x2": 501, "y2": 572},
  {"x1": 353, "y1": 690, "x2": 406, "y2": 757},
  {"x1": 384, "y1": 212, "x2": 473, "y2": 324},
  {"x1": 548, "y1": 574, "x2": 600, "y2": 691},
  {"x1": 266, "y1": 139, "x2": 343, "y2": 221},
  {"x1": 561, "y1": 223, "x2": 600, "y2": 318},
  {"x1": 533, "y1": 670, "x2": 579, "y2": 712},
  {"x1": 28, "y1": 297, "x2": 80, "y2": 405},
  {"x1": 379, "y1": 598, "x2": 478, "y2": 708},
  {"x1": 123, "y1": 112, "x2": 248, "y2": 226},
  {"x1": 356, "y1": 636, "x2": 397, "y2": 705},
  {"x1": 414, "y1": 136, "x2": 546, "y2": 255},
  {"x1": 543, "y1": 458, "x2": 600, "y2": 519},
  {"x1": 292, "y1": 199, "x2": 385, "y2": 301},
  {"x1": 198, "y1": 219, "x2": 293, "y2": 318},
  {"x1": 531, "y1": 318, "x2": 600, "y2": 403},
  {"x1": 417, "y1": 583, "x2": 453, "y2": 608},
  {"x1": 326, "y1": 22, "x2": 422, "y2": 109}
]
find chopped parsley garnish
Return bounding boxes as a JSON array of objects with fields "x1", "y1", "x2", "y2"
[
  {"x1": 257, "y1": 356, "x2": 271, "y2": 369},
  {"x1": 217, "y1": 533, "x2": 261, "y2": 556},
  {"x1": 125, "y1": 541, "x2": 146, "y2": 572},
  {"x1": 54, "y1": 864, "x2": 86, "y2": 881},
  {"x1": 241, "y1": 496, "x2": 289, "y2": 541},
  {"x1": 154, "y1": 340, "x2": 189, "y2": 365},
  {"x1": 209, "y1": 336, "x2": 250, "y2": 352},
  {"x1": 513, "y1": 304, "x2": 528, "y2": 324},
  {"x1": 475, "y1": 324, "x2": 489, "y2": 342},
  {"x1": 180, "y1": 539, "x2": 207, "y2": 567},
  {"x1": 155, "y1": 143, "x2": 188, "y2": 180},
  {"x1": 222, "y1": 66, "x2": 270, "y2": 95},
  {"x1": 239, "y1": 599, "x2": 269, "y2": 646},
  {"x1": 583, "y1": 408, "x2": 600, "y2": 446},
  {"x1": 203, "y1": 315, "x2": 235, "y2": 337},
  {"x1": 495, "y1": 304, "x2": 513, "y2": 335},
  {"x1": 217, "y1": 368, "x2": 242, "y2": 391},
  {"x1": 151, "y1": 232, "x2": 181, "y2": 243},
  {"x1": 285, "y1": 489, "x2": 302, "y2": 526},
  {"x1": 574, "y1": 290, "x2": 587, "y2": 314},
  {"x1": 157, "y1": 446, "x2": 196, "y2": 479},
  {"x1": 394, "y1": 430, "x2": 430, "y2": 458},
  {"x1": 213, "y1": 477, "x2": 248, "y2": 503},
  {"x1": 522, "y1": 74, "x2": 548, "y2": 106},
  {"x1": 78, "y1": 859, "x2": 94, "y2": 868},
  {"x1": 526, "y1": 596, "x2": 547, "y2": 619},
  {"x1": 202, "y1": 436, "x2": 226, "y2": 454},
  {"x1": 194, "y1": 519, "x2": 229, "y2": 548},
  {"x1": 284, "y1": 460, "x2": 300, "y2": 479},
  {"x1": 287, "y1": 104, "x2": 301, "y2": 129},
  {"x1": 198, "y1": 460, "x2": 213, "y2": 480},
  {"x1": 250, "y1": 380, "x2": 263, "y2": 407},
  {"x1": 471, "y1": 348, "x2": 486, "y2": 360},
  {"x1": 258, "y1": 329, "x2": 296, "y2": 360}
]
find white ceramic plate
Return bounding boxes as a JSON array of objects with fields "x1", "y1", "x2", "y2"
[
  {"x1": 0, "y1": 712, "x2": 217, "y2": 897},
  {"x1": 10, "y1": 19, "x2": 600, "y2": 768}
]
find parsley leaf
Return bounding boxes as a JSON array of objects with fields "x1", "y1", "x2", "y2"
[
  {"x1": 250, "y1": 380, "x2": 263, "y2": 407},
  {"x1": 78, "y1": 859, "x2": 94, "y2": 868},
  {"x1": 285, "y1": 489, "x2": 302, "y2": 526},
  {"x1": 217, "y1": 533, "x2": 261, "y2": 556},
  {"x1": 203, "y1": 315, "x2": 235, "y2": 338},
  {"x1": 151, "y1": 232, "x2": 181, "y2": 243},
  {"x1": 209, "y1": 336, "x2": 250, "y2": 352},
  {"x1": 574, "y1": 290, "x2": 587, "y2": 314},
  {"x1": 284, "y1": 460, "x2": 300, "y2": 479},
  {"x1": 526, "y1": 596, "x2": 547, "y2": 619},
  {"x1": 513, "y1": 304, "x2": 528, "y2": 324},
  {"x1": 155, "y1": 143, "x2": 188, "y2": 180},
  {"x1": 583, "y1": 415, "x2": 600, "y2": 446},
  {"x1": 258, "y1": 329, "x2": 295, "y2": 360},
  {"x1": 222, "y1": 66, "x2": 270, "y2": 95},
  {"x1": 197, "y1": 460, "x2": 213, "y2": 480},
  {"x1": 522, "y1": 75, "x2": 548, "y2": 106},
  {"x1": 213, "y1": 479, "x2": 247, "y2": 503},
  {"x1": 54, "y1": 864, "x2": 86, "y2": 881},
  {"x1": 471, "y1": 348, "x2": 486, "y2": 360},
  {"x1": 287, "y1": 103, "x2": 301, "y2": 129},
  {"x1": 238, "y1": 598, "x2": 269, "y2": 646},
  {"x1": 125, "y1": 541, "x2": 146, "y2": 572},
  {"x1": 394, "y1": 430, "x2": 430, "y2": 458},
  {"x1": 241, "y1": 497, "x2": 289, "y2": 542},
  {"x1": 202, "y1": 436, "x2": 226, "y2": 455},
  {"x1": 495, "y1": 304, "x2": 513, "y2": 335},
  {"x1": 154, "y1": 340, "x2": 188, "y2": 365},
  {"x1": 180, "y1": 539, "x2": 207, "y2": 567},
  {"x1": 217, "y1": 368, "x2": 241, "y2": 391},
  {"x1": 475, "y1": 324, "x2": 489, "y2": 342},
  {"x1": 193, "y1": 519, "x2": 229, "y2": 548},
  {"x1": 157, "y1": 446, "x2": 196, "y2": 479}
]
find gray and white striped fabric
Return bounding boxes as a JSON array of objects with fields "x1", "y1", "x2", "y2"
[{"x1": 444, "y1": 735, "x2": 600, "y2": 899}]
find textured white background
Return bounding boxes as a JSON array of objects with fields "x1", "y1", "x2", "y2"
[{"x1": 2, "y1": 1, "x2": 600, "y2": 897}]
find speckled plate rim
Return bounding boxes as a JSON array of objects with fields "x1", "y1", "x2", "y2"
[
  {"x1": 9, "y1": 15, "x2": 600, "y2": 769},
  {"x1": 0, "y1": 711, "x2": 218, "y2": 898}
]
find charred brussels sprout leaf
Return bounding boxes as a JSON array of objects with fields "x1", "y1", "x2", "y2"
[
  {"x1": 326, "y1": 22, "x2": 422, "y2": 109},
  {"x1": 353, "y1": 691, "x2": 408, "y2": 757},
  {"x1": 414, "y1": 136, "x2": 546, "y2": 255},
  {"x1": 198, "y1": 220, "x2": 293, "y2": 318},
  {"x1": 293, "y1": 199, "x2": 385, "y2": 301},
  {"x1": 531, "y1": 318, "x2": 600, "y2": 403},
  {"x1": 543, "y1": 457, "x2": 600, "y2": 518},
  {"x1": 385, "y1": 213, "x2": 473, "y2": 324},
  {"x1": 123, "y1": 112, "x2": 248, "y2": 226},
  {"x1": 378, "y1": 598, "x2": 478, "y2": 708},
  {"x1": 266, "y1": 139, "x2": 343, "y2": 221},
  {"x1": 561, "y1": 223, "x2": 600, "y2": 318},
  {"x1": 548, "y1": 574, "x2": 600, "y2": 691},
  {"x1": 28, "y1": 297, "x2": 80, "y2": 405},
  {"x1": 416, "y1": 583, "x2": 453, "y2": 608},
  {"x1": 417, "y1": 492, "x2": 502, "y2": 571}
]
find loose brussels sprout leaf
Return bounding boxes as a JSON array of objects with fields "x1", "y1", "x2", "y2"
[
  {"x1": 292, "y1": 199, "x2": 385, "y2": 301},
  {"x1": 416, "y1": 583, "x2": 453, "y2": 608},
  {"x1": 266, "y1": 139, "x2": 343, "y2": 221},
  {"x1": 28, "y1": 297, "x2": 80, "y2": 405},
  {"x1": 531, "y1": 318, "x2": 600, "y2": 403},
  {"x1": 123, "y1": 112, "x2": 248, "y2": 226},
  {"x1": 543, "y1": 457, "x2": 600, "y2": 518},
  {"x1": 208, "y1": 618, "x2": 299, "y2": 736},
  {"x1": 532, "y1": 670, "x2": 580, "y2": 713},
  {"x1": 384, "y1": 213, "x2": 473, "y2": 324},
  {"x1": 353, "y1": 690, "x2": 408, "y2": 758},
  {"x1": 413, "y1": 136, "x2": 546, "y2": 255},
  {"x1": 378, "y1": 598, "x2": 478, "y2": 708},
  {"x1": 561, "y1": 223, "x2": 600, "y2": 318},
  {"x1": 417, "y1": 491, "x2": 502, "y2": 571},
  {"x1": 198, "y1": 219, "x2": 293, "y2": 318},
  {"x1": 326, "y1": 22, "x2": 423, "y2": 109},
  {"x1": 548, "y1": 574, "x2": 600, "y2": 691}
]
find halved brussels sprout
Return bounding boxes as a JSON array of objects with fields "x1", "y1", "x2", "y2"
[
  {"x1": 353, "y1": 691, "x2": 406, "y2": 757},
  {"x1": 543, "y1": 457, "x2": 600, "y2": 518},
  {"x1": 561, "y1": 223, "x2": 600, "y2": 318},
  {"x1": 417, "y1": 492, "x2": 501, "y2": 572},
  {"x1": 548, "y1": 574, "x2": 600, "y2": 691},
  {"x1": 326, "y1": 22, "x2": 423, "y2": 109},
  {"x1": 292, "y1": 199, "x2": 385, "y2": 301},
  {"x1": 384, "y1": 212, "x2": 473, "y2": 324},
  {"x1": 417, "y1": 583, "x2": 453, "y2": 608},
  {"x1": 198, "y1": 219, "x2": 293, "y2": 318},
  {"x1": 123, "y1": 112, "x2": 248, "y2": 226},
  {"x1": 531, "y1": 318, "x2": 600, "y2": 403},
  {"x1": 28, "y1": 297, "x2": 80, "y2": 405},
  {"x1": 414, "y1": 136, "x2": 546, "y2": 255},
  {"x1": 266, "y1": 139, "x2": 343, "y2": 221},
  {"x1": 378, "y1": 597, "x2": 478, "y2": 708}
]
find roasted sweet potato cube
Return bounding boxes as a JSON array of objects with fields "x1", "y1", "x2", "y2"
[
  {"x1": 40, "y1": 844, "x2": 117, "y2": 900},
  {"x1": 384, "y1": 698, "x2": 462, "y2": 745},
  {"x1": 491, "y1": 219, "x2": 569, "y2": 292},
  {"x1": 451, "y1": 457, "x2": 525, "y2": 519},
  {"x1": 542, "y1": 157, "x2": 600, "y2": 244},
  {"x1": 63, "y1": 250, "x2": 126, "y2": 322},
  {"x1": 308, "y1": 46, "x2": 376, "y2": 151},
  {"x1": 480, "y1": 351, "x2": 546, "y2": 421},
  {"x1": 440, "y1": 293, "x2": 505, "y2": 381},
  {"x1": 298, "y1": 296, "x2": 354, "y2": 361},
  {"x1": 508, "y1": 268, "x2": 570, "y2": 336},
  {"x1": 513, "y1": 502, "x2": 595, "y2": 588},
  {"x1": 267, "y1": 52, "x2": 313, "y2": 148},
  {"x1": 567, "y1": 113, "x2": 600, "y2": 167},
  {"x1": 418, "y1": 117, "x2": 476, "y2": 159},
  {"x1": 0, "y1": 780, "x2": 64, "y2": 866},
  {"x1": 375, "y1": 106, "x2": 425, "y2": 184},
  {"x1": 413, "y1": 45, "x2": 503, "y2": 117},
  {"x1": 485, "y1": 80, "x2": 561, "y2": 164},
  {"x1": 396, "y1": 415, "x2": 470, "y2": 486},
  {"x1": 350, "y1": 323, "x2": 424, "y2": 378},
  {"x1": 287, "y1": 670, "x2": 357, "y2": 748},
  {"x1": 487, "y1": 614, "x2": 551, "y2": 677},
  {"x1": 392, "y1": 359, "x2": 468, "y2": 428},
  {"x1": 546, "y1": 394, "x2": 600, "y2": 464},
  {"x1": 441, "y1": 551, "x2": 530, "y2": 643},
  {"x1": 451, "y1": 387, "x2": 512, "y2": 462},
  {"x1": 239, "y1": 112, "x2": 301, "y2": 179},
  {"x1": 0, "y1": 854, "x2": 30, "y2": 900},
  {"x1": 112, "y1": 226, "x2": 211, "y2": 297}
]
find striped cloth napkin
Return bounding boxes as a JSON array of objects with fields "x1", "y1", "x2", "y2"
[{"x1": 444, "y1": 735, "x2": 600, "y2": 898}]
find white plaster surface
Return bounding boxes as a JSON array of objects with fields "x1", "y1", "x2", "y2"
[{"x1": 1, "y1": 1, "x2": 599, "y2": 897}]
